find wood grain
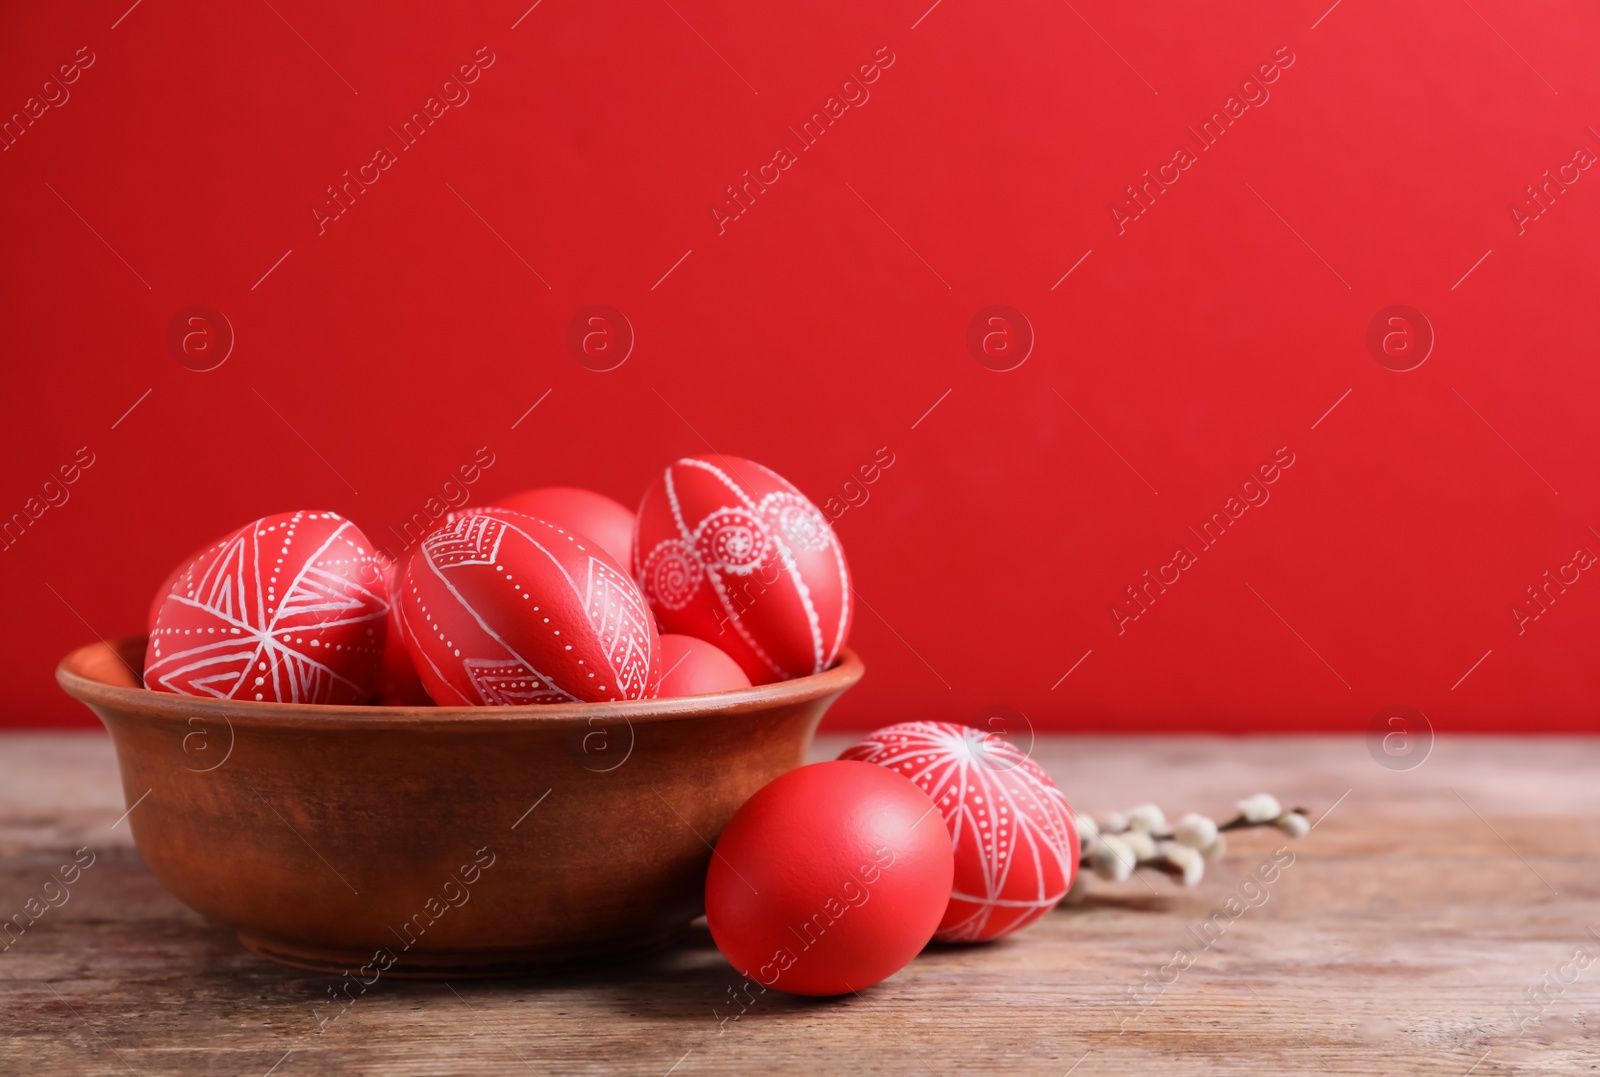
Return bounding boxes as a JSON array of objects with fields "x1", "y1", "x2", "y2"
[{"x1": 2, "y1": 733, "x2": 1598, "y2": 1075}]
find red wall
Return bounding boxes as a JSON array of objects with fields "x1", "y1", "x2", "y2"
[{"x1": 4, "y1": 0, "x2": 1598, "y2": 733}]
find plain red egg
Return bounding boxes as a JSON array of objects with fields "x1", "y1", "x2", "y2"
[
  {"x1": 634, "y1": 456, "x2": 851, "y2": 685},
  {"x1": 378, "y1": 554, "x2": 432, "y2": 706},
  {"x1": 840, "y1": 722, "x2": 1079, "y2": 943},
  {"x1": 656, "y1": 633, "x2": 751, "y2": 697},
  {"x1": 494, "y1": 486, "x2": 635, "y2": 570},
  {"x1": 705, "y1": 760, "x2": 953, "y2": 996},
  {"x1": 144, "y1": 510, "x2": 389, "y2": 705},
  {"x1": 400, "y1": 509, "x2": 660, "y2": 705}
]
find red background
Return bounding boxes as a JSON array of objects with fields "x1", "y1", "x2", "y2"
[{"x1": 4, "y1": 0, "x2": 1598, "y2": 733}]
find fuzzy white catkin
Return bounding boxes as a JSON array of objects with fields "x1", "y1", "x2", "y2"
[
  {"x1": 1121, "y1": 829, "x2": 1157, "y2": 860},
  {"x1": 1126, "y1": 796, "x2": 1164, "y2": 832},
  {"x1": 1200, "y1": 832, "x2": 1227, "y2": 861},
  {"x1": 1099, "y1": 811, "x2": 1129, "y2": 835},
  {"x1": 1158, "y1": 842, "x2": 1205, "y2": 886},
  {"x1": 1277, "y1": 811, "x2": 1311, "y2": 838},
  {"x1": 1126, "y1": 803, "x2": 1166, "y2": 833},
  {"x1": 1173, "y1": 812, "x2": 1219, "y2": 849},
  {"x1": 1091, "y1": 836, "x2": 1136, "y2": 881},
  {"x1": 1236, "y1": 793, "x2": 1283, "y2": 824},
  {"x1": 1074, "y1": 811, "x2": 1099, "y2": 848}
]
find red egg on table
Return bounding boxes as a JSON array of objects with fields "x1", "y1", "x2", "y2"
[
  {"x1": 656, "y1": 633, "x2": 751, "y2": 697},
  {"x1": 840, "y1": 722, "x2": 1079, "y2": 943},
  {"x1": 705, "y1": 760, "x2": 953, "y2": 996},
  {"x1": 144, "y1": 510, "x2": 389, "y2": 705},
  {"x1": 399, "y1": 509, "x2": 660, "y2": 705},
  {"x1": 494, "y1": 486, "x2": 635, "y2": 570},
  {"x1": 634, "y1": 456, "x2": 851, "y2": 685}
]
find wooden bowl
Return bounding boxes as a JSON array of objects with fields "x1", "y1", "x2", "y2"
[{"x1": 56, "y1": 636, "x2": 862, "y2": 978}]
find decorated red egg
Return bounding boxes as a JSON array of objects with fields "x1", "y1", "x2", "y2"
[
  {"x1": 380, "y1": 507, "x2": 523, "y2": 706},
  {"x1": 657, "y1": 633, "x2": 750, "y2": 697},
  {"x1": 839, "y1": 722, "x2": 1078, "y2": 943},
  {"x1": 147, "y1": 542, "x2": 212, "y2": 630},
  {"x1": 399, "y1": 509, "x2": 660, "y2": 705},
  {"x1": 634, "y1": 456, "x2": 851, "y2": 684},
  {"x1": 705, "y1": 760, "x2": 953, "y2": 996},
  {"x1": 494, "y1": 486, "x2": 635, "y2": 570},
  {"x1": 144, "y1": 510, "x2": 389, "y2": 705}
]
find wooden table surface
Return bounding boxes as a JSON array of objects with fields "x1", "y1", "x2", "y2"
[{"x1": 2, "y1": 732, "x2": 1597, "y2": 1075}]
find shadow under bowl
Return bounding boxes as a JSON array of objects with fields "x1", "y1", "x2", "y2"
[{"x1": 56, "y1": 636, "x2": 862, "y2": 978}]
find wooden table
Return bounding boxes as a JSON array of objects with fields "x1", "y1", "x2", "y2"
[{"x1": 2, "y1": 732, "x2": 1597, "y2": 1075}]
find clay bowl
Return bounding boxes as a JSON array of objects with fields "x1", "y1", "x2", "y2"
[{"x1": 57, "y1": 636, "x2": 862, "y2": 978}]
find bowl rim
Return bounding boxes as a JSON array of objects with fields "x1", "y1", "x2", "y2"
[{"x1": 56, "y1": 635, "x2": 864, "y2": 730}]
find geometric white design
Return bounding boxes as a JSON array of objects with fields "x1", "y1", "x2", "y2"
[
  {"x1": 144, "y1": 511, "x2": 390, "y2": 705},
  {"x1": 422, "y1": 513, "x2": 506, "y2": 567},
  {"x1": 403, "y1": 508, "x2": 659, "y2": 706},
  {"x1": 462, "y1": 658, "x2": 572, "y2": 706},
  {"x1": 840, "y1": 721, "x2": 1079, "y2": 943},
  {"x1": 583, "y1": 557, "x2": 654, "y2": 698}
]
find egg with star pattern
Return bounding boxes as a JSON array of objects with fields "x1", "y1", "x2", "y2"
[
  {"x1": 839, "y1": 721, "x2": 1078, "y2": 943},
  {"x1": 144, "y1": 510, "x2": 389, "y2": 705}
]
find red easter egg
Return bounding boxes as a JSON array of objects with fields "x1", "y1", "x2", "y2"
[
  {"x1": 436, "y1": 504, "x2": 523, "y2": 530},
  {"x1": 839, "y1": 722, "x2": 1078, "y2": 943},
  {"x1": 494, "y1": 486, "x2": 635, "y2": 570},
  {"x1": 705, "y1": 760, "x2": 953, "y2": 996},
  {"x1": 657, "y1": 633, "x2": 751, "y2": 697},
  {"x1": 378, "y1": 554, "x2": 432, "y2": 706},
  {"x1": 144, "y1": 510, "x2": 389, "y2": 705},
  {"x1": 377, "y1": 508, "x2": 516, "y2": 706},
  {"x1": 400, "y1": 509, "x2": 660, "y2": 705},
  {"x1": 634, "y1": 456, "x2": 851, "y2": 684},
  {"x1": 147, "y1": 542, "x2": 212, "y2": 630}
]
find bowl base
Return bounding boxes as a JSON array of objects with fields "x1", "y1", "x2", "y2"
[{"x1": 238, "y1": 922, "x2": 691, "y2": 980}]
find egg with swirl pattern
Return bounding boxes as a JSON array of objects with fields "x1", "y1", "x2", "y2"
[{"x1": 633, "y1": 456, "x2": 851, "y2": 684}]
